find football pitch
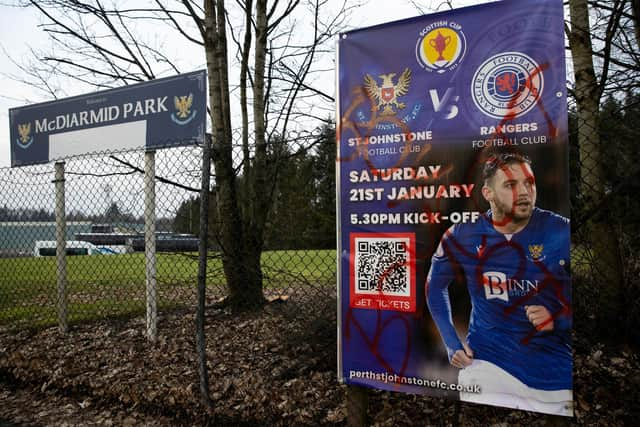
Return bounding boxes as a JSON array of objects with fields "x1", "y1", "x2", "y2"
[{"x1": 0, "y1": 249, "x2": 336, "y2": 328}]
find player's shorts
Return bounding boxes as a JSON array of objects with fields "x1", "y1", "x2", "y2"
[{"x1": 458, "y1": 359, "x2": 573, "y2": 416}]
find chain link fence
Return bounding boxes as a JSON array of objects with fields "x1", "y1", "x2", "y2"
[
  {"x1": 0, "y1": 129, "x2": 345, "y2": 424},
  {"x1": 1, "y1": 102, "x2": 639, "y2": 425},
  {"x1": 2, "y1": 147, "x2": 195, "y2": 328},
  {"x1": 0, "y1": 129, "x2": 338, "y2": 329},
  {"x1": 569, "y1": 93, "x2": 640, "y2": 346}
]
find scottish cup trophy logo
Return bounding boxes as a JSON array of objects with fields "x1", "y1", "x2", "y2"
[
  {"x1": 429, "y1": 31, "x2": 451, "y2": 62},
  {"x1": 416, "y1": 21, "x2": 467, "y2": 73}
]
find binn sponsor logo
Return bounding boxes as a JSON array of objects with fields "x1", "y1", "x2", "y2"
[{"x1": 483, "y1": 271, "x2": 540, "y2": 302}]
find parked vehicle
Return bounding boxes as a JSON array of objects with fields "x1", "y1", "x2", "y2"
[{"x1": 33, "y1": 240, "x2": 130, "y2": 257}]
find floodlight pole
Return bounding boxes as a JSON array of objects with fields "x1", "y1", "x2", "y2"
[
  {"x1": 54, "y1": 161, "x2": 68, "y2": 333},
  {"x1": 144, "y1": 150, "x2": 157, "y2": 342}
]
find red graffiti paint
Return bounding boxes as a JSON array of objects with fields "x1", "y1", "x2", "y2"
[{"x1": 339, "y1": 59, "x2": 569, "y2": 378}]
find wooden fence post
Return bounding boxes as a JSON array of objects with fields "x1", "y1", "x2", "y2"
[{"x1": 346, "y1": 385, "x2": 369, "y2": 427}]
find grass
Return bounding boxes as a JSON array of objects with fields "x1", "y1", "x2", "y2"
[{"x1": 0, "y1": 249, "x2": 336, "y2": 328}]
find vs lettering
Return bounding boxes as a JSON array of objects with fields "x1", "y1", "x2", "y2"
[{"x1": 429, "y1": 88, "x2": 459, "y2": 119}]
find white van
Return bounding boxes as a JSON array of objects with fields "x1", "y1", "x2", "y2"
[{"x1": 33, "y1": 240, "x2": 130, "y2": 257}]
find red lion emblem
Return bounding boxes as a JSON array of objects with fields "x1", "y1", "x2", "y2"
[{"x1": 496, "y1": 72, "x2": 517, "y2": 94}]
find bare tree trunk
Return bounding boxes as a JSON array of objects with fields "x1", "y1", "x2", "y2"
[
  {"x1": 240, "y1": 0, "x2": 253, "y2": 228},
  {"x1": 22, "y1": 0, "x2": 345, "y2": 314},
  {"x1": 632, "y1": 0, "x2": 640, "y2": 50},
  {"x1": 568, "y1": 0, "x2": 624, "y2": 329},
  {"x1": 204, "y1": 0, "x2": 244, "y2": 293},
  {"x1": 223, "y1": 0, "x2": 268, "y2": 309},
  {"x1": 205, "y1": 0, "x2": 263, "y2": 311}
]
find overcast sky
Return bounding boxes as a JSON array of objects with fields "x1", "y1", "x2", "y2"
[{"x1": 0, "y1": 0, "x2": 496, "y2": 169}]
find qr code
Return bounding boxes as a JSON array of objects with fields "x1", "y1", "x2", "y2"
[{"x1": 354, "y1": 237, "x2": 411, "y2": 297}]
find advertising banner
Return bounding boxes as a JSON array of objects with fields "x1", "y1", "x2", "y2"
[
  {"x1": 337, "y1": 0, "x2": 572, "y2": 416},
  {"x1": 10, "y1": 70, "x2": 206, "y2": 167}
]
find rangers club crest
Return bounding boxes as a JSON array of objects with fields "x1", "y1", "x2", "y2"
[{"x1": 472, "y1": 52, "x2": 544, "y2": 119}]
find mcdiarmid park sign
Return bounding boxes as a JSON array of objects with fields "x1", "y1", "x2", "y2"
[
  {"x1": 9, "y1": 70, "x2": 206, "y2": 167},
  {"x1": 337, "y1": 0, "x2": 572, "y2": 417}
]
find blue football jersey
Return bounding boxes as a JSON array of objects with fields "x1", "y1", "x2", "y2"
[{"x1": 426, "y1": 207, "x2": 571, "y2": 390}]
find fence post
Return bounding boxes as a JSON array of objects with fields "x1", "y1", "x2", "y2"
[
  {"x1": 144, "y1": 150, "x2": 157, "y2": 342},
  {"x1": 544, "y1": 414, "x2": 572, "y2": 426},
  {"x1": 54, "y1": 161, "x2": 68, "y2": 333},
  {"x1": 346, "y1": 385, "x2": 368, "y2": 427},
  {"x1": 196, "y1": 135, "x2": 213, "y2": 408}
]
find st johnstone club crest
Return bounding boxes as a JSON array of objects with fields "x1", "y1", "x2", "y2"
[
  {"x1": 415, "y1": 21, "x2": 467, "y2": 73},
  {"x1": 364, "y1": 68, "x2": 411, "y2": 116},
  {"x1": 171, "y1": 93, "x2": 197, "y2": 125},
  {"x1": 472, "y1": 52, "x2": 544, "y2": 119},
  {"x1": 357, "y1": 68, "x2": 422, "y2": 129},
  {"x1": 16, "y1": 122, "x2": 34, "y2": 149},
  {"x1": 528, "y1": 244, "x2": 545, "y2": 261}
]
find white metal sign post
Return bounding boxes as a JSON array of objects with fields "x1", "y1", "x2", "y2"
[
  {"x1": 54, "y1": 161, "x2": 68, "y2": 333},
  {"x1": 144, "y1": 150, "x2": 157, "y2": 341}
]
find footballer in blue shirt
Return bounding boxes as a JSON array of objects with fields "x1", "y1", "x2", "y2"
[{"x1": 426, "y1": 152, "x2": 572, "y2": 416}]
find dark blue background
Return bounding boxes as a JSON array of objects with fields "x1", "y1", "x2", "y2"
[{"x1": 337, "y1": 0, "x2": 569, "y2": 397}]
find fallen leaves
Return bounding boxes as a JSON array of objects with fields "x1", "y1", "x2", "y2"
[{"x1": 0, "y1": 296, "x2": 638, "y2": 426}]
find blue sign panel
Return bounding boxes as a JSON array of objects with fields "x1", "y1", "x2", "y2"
[
  {"x1": 337, "y1": 0, "x2": 572, "y2": 416},
  {"x1": 10, "y1": 70, "x2": 206, "y2": 167}
]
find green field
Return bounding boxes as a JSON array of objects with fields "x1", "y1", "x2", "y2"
[{"x1": 0, "y1": 250, "x2": 336, "y2": 328}]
